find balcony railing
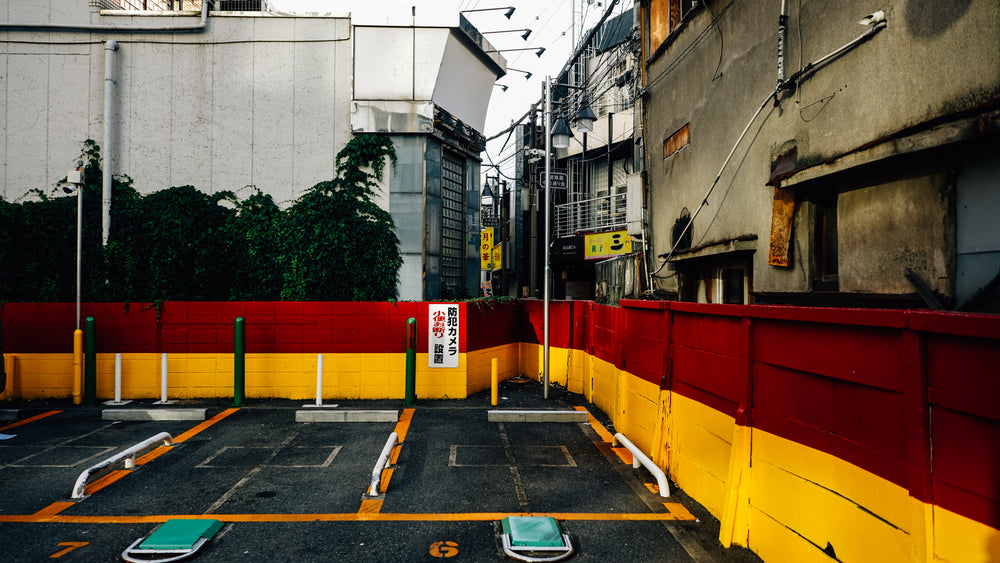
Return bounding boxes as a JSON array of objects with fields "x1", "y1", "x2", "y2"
[
  {"x1": 554, "y1": 192, "x2": 627, "y2": 238},
  {"x1": 97, "y1": 0, "x2": 270, "y2": 11}
]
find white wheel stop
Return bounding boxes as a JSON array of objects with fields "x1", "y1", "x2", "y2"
[
  {"x1": 500, "y1": 516, "x2": 574, "y2": 562},
  {"x1": 121, "y1": 519, "x2": 223, "y2": 563}
]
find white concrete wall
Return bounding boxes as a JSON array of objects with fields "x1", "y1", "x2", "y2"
[{"x1": 0, "y1": 11, "x2": 352, "y2": 205}]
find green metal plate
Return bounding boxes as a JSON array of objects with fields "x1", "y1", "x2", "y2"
[
  {"x1": 138, "y1": 519, "x2": 223, "y2": 550},
  {"x1": 501, "y1": 516, "x2": 565, "y2": 548}
]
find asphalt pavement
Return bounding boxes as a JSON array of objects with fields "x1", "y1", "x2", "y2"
[{"x1": 0, "y1": 378, "x2": 761, "y2": 562}]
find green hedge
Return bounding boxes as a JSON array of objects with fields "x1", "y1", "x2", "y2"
[{"x1": 0, "y1": 136, "x2": 401, "y2": 303}]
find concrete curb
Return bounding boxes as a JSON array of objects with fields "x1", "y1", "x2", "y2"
[
  {"x1": 295, "y1": 410, "x2": 399, "y2": 423},
  {"x1": 102, "y1": 408, "x2": 207, "y2": 421},
  {"x1": 487, "y1": 410, "x2": 589, "y2": 423}
]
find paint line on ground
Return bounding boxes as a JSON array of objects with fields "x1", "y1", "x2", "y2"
[
  {"x1": 574, "y1": 406, "x2": 614, "y2": 442},
  {"x1": 0, "y1": 410, "x2": 62, "y2": 432},
  {"x1": 358, "y1": 499, "x2": 383, "y2": 514},
  {"x1": 173, "y1": 408, "x2": 239, "y2": 443},
  {"x1": 83, "y1": 469, "x2": 132, "y2": 496},
  {"x1": 394, "y1": 408, "x2": 414, "y2": 442},
  {"x1": 0, "y1": 511, "x2": 697, "y2": 524},
  {"x1": 34, "y1": 502, "x2": 74, "y2": 519}
]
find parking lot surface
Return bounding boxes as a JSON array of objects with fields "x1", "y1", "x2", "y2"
[{"x1": 0, "y1": 379, "x2": 760, "y2": 562}]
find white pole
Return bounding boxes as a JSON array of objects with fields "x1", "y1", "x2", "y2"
[
  {"x1": 315, "y1": 353, "x2": 324, "y2": 406},
  {"x1": 160, "y1": 352, "x2": 168, "y2": 403},
  {"x1": 114, "y1": 353, "x2": 122, "y2": 403},
  {"x1": 543, "y1": 75, "x2": 552, "y2": 400}
]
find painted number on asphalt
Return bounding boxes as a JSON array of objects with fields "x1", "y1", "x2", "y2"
[
  {"x1": 429, "y1": 540, "x2": 459, "y2": 558},
  {"x1": 50, "y1": 542, "x2": 89, "y2": 558}
]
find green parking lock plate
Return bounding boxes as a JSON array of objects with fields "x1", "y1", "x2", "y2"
[
  {"x1": 138, "y1": 519, "x2": 223, "y2": 550},
  {"x1": 501, "y1": 516, "x2": 565, "y2": 548}
]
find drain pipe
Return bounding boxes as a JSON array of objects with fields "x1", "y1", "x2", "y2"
[
  {"x1": 777, "y1": 0, "x2": 788, "y2": 84},
  {"x1": 102, "y1": 39, "x2": 118, "y2": 246}
]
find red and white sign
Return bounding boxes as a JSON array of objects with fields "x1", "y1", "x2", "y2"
[{"x1": 429, "y1": 304, "x2": 460, "y2": 368}]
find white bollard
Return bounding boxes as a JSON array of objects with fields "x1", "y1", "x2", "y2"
[
  {"x1": 103, "y1": 353, "x2": 132, "y2": 406},
  {"x1": 154, "y1": 352, "x2": 173, "y2": 404},
  {"x1": 315, "y1": 353, "x2": 324, "y2": 406},
  {"x1": 115, "y1": 353, "x2": 122, "y2": 403}
]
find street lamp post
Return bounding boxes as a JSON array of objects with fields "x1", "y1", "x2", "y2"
[
  {"x1": 63, "y1": 162, "x2": 84, "y2": 330},
  {"x1": 542, "y1": 78, "x2": 595, "y2": 399}
]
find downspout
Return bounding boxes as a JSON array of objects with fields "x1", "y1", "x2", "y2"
[{"x1": 102, "y1": 40, "x2": 118, "y2": 246}]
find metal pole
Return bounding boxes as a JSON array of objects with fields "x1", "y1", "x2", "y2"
[
  {"x1": 83, "y1": 316, "x2": 96, "y2": 406},
  {"x1": 543, "y1": 75, "x2": 552, "y2": 399},
  {"x1": 75, "y1": 184, "x2": 82, "y2": 330},
  {"x1": 404, "y1": 317, "x2": 416, "y2": 406},
  {"x1": 234, "y1": 317, "x2": 245, "y2": 406}
]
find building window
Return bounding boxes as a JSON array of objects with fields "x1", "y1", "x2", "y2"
[
  {"x1": 663, "y1": 124, "x2": 690, "y2": 159},
  {"x1": 649, "y1": 0, "x2": 697, "y2": 53},
  {"x1": 812, "y1": 193, "x2": 839, "y2": 291},
  {"x1": 441, "y1": 149, "x2": 465, "y2": 295}
]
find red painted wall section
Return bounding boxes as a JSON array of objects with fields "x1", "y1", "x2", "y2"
[
  {"x1": 518, "y1": 300, "x2": 575, "y2": 348},
  {"x1": 466, "y1": 301, "x2": 520, "y2": 351},
  {"x1": 925, "y1": 330, "x2": 1000, "y2": 529},
  {"x1": 0, "y1": 301, "x2": 473, "y2": 355},
  {"x1": 620, "y1": 301, "x2": 667, "y2": 386}
]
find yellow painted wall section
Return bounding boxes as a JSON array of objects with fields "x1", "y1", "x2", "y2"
[
  {"x1": 666, "y1": 392, "x2": 735, "y2": 520},
  {"x1": 934, "y1": 505, "x2": 1000, "y2": 563},
  {"x1": 467, "y1": 344, "x2": 519, "y2": 396},
  {"x1": 616, "y1": 372, "x2": 660, "y2": 456},
  {"x1": 750, "y1": 429, "x2": 1000, "y2": 563},
  {"x1": 5, "y1": 353, "x2": 471, "y2": 401}
]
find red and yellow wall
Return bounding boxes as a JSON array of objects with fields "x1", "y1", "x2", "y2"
[
  {"x1": 2, "y1": 299, "x2": 998, "y2": 562},
  {"x1": 517, "y1": 299, "x2": 1000, "y2": 563},
  {"x1": 0, "y1": 301, "x2": 519, "y2": 401}
]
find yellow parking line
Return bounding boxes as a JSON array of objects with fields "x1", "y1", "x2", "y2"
[
  {"x1": 173, "y1": 408, "x2": 240, "y2": 443},
  {"x1": 0, "y1": 509, "x2": 696, "y2": 524},
  {"x1": 0, "y1": 410, "x2": 62, "y2": 432}
]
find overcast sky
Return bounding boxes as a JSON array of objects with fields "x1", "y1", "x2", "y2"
[{"x1": 268, "y1": 1, "x2": 629, "y2": 175}]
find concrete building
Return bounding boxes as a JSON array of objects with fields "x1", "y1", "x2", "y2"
[
  {"x1": 639, "y1": 0, "x2": 1000, "y2": 311},
  {"x1": 0, "y1": 0, "x2": 504, "y2": 300}
]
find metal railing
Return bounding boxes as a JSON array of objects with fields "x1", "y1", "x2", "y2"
[
  {"x1": 554, "y1": 192, "x2": 627, "y2": 238},
  {"x1": 102, "y1": 1, "x2": 270, "y2": 11}
]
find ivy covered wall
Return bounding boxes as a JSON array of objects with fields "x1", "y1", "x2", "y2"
[{"x1": 0, "y1": 136, "x2": 401, "y2": 303}]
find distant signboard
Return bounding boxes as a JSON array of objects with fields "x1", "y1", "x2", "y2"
[
  {"x1": 538, "y1": 171, "x2": 567, "y2": 189},
  {"x1": 480, "y1": 228, "x2": 494, "y2": 270},
  {"x1": 584, "y1": 230, "x2": 632, "y2": 260}
]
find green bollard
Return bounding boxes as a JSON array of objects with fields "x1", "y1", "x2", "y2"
[
  {"x1": 83, "y1": 316, "x2": 97, "y2": 406},
  {"x1": 404, "y1": 317, "x2": 416, "y2": 406},
  {"x1": 234, "y1": 317, "x2": 245, "y2": 407}
]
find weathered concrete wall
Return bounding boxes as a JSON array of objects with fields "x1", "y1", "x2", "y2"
[
  {"x1": 0, "y1": 9, "x2": 352, "y2": 205},
  {"x1": 643, "y1": 0, "x2": 1000, "y2": 302}
]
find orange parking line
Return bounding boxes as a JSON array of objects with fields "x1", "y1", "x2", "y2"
[
  {"x1": 0, "y1": 410, "x2": 62, "y2": 432},
  {"x1": 134, "y1": 445, "x2": 171, "y2": 466},
  {"x1": 0, "y1": 510, "x2": 695, "y2": 524},
  {"x1": 83, "y1": 469, "x2": 132, "y2": 496},
  {"x1": 394, "y1": 408, "x2": 414, "y2": 442},
  {"x1": 34, "y1": 502, "x2": 74, "y2": 519},
  {"x1": 173, "y1": 408, "x2": 239, "y2": 443}
]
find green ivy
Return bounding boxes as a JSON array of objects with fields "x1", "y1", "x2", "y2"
[{"x1": 0, "y1": 136, "x2": 402, "y2": 303}]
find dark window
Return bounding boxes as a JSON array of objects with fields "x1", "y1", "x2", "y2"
[
  {"x1": 813, "y1": 193, "x2": 839, "y2": 290},
  {"x1": 721, "y1": 268, "x2": 744, "y2": 304},
  {"x1": 441, "y1": 150, "x2": 465, "y2": 294}
]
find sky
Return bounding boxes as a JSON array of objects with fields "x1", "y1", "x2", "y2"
[{"x1": 267, "y1": 0, "x2": 631, "y2": 179}]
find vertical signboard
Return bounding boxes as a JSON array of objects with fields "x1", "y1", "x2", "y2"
[
  {"x1": 480, "y1": 228, "x2": 494, "y2": 270},
  {"x1": 429, "y1": 304, "x2": 460, "y2": 368}
]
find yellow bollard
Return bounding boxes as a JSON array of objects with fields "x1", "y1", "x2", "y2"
[
  {"x1": 72, "y1": 329, "x2": 83, "y2": 405},
  {"x1": 491, "y1": 357, "x2": 498, "y2": 406}
]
